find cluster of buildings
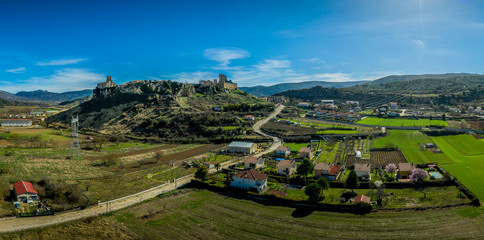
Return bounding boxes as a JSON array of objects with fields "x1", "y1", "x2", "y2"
[
  {"x1": 306, "y1": 109, "x2": 361, "y2": 122},
  {"x1": 1, "y1": 119, "x2": 33, "y2": 127}
]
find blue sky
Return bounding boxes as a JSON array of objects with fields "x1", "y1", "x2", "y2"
[{"x1": 1, "y1": 0, "x2": 484, "y2": 92}]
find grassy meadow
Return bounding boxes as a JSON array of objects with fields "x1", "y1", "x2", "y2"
[
  {"x1": 431, "y1": 135, "x2": 484, "y2": 201},
  {"x1": 357, "y1": 117, "x2": 449, "y2": 127},
  {"x1": 371, "y1": 130, "x2": 454, "y2": 165},
  {"x1": 4, "y1": 190, "x2": 483, "y2": 239}
]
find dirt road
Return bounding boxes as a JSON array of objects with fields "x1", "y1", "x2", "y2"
[
  {"x1": 0, "y1": 105, "x2": 285, "y2": 233},
  {"x1": 253, "y1": 105, "x2": 285, "y2": 156}
]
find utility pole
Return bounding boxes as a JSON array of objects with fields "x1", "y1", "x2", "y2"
[{"x1": 70, "y1": 115, "x2": 81, "y2": 159}]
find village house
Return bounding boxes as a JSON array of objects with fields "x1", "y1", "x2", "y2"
[
  {"x1": 244, "y1": 115, "x2": 255, "y2": 121},
  {"x1": 354, "y1": 163, "x2": 371, "y2": 181},
  {"x1": 1, "y1": 119, "x2": 32, "y2": 127},
  {"x1": 397, "y1": 163, "x2": 415, "y2": 179},
  {"x1": 202, "y1": 162, "x2": 215, "y2": 169},
  {"x1": 314, "y1": 163, "x2": 342, "y2": 181},
  {"x1": 277, "y1": 160, "x2": 297, "y2": 176},
  {"x1": 299, "y1": 147, "x2": 313, "y2": 159},
  {"x1": 297, "y1": 102, "x2": 310, "y2": 108},
  {"x1": 228, "y1": 141, "x2": 257, "y2": 154},
  {"x1": 275, "y1": 146, "x2": 291, "y2": 158},
  {"x1": 13, "y1": 181, "x2": 38, "y2": 203},
  {"x1": 230, "y1": 169, "x2": 268, "y2": 193},
  {"x1": 244, "y1": 156, "x2": 265, "y2": 170},
  {"x1": 354, "y1": 194, "x2": 371, "y2": 204}
]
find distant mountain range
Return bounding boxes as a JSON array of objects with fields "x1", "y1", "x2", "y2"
[
  {"x1": 239, "y1": 81, "x2": 367, "y2": 97},
  {"x1": 0, "y1": 89, "x2": 92, "y2": 102},
  {"x1": 367, "y1": 73, "x2": 482, "y2": 85}
]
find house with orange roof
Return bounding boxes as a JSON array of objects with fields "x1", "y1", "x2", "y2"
[{"x1": 230, "y1": 169, "x2": 268, "y2": 193}]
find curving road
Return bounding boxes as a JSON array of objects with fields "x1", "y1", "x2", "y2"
[
  {"x1": 0, "y1": 105, "x2": 285, "y2": 233},
  {"x1": 253, "y1": 104, "x2": 285, "y2": 156}
]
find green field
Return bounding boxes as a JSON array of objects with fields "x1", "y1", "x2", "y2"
[
  {"x1": 432, "y1": 135, "x2": 484, "y2": 201},
  {"x1": 283, "y1": 142, "x2": 308, "y2": 152},
  {"x1": 371, "y1": 130, "x2": 454, "y2": 165},
  {"x1": 316, "y1": 130, "x2": 359, "y2": 135},
  {"x1": 5, "y1": 190, "x2": 482, "y2": 239},
  {"x1": 357, "y1": 117, "x2": 449, "y2": 127}
]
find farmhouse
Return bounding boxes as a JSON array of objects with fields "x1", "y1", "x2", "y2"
[
  {"x1": 244, "y1": 115, "x2": 255, "y2": 121},
  {"x1": 244, "y1": 156, "x2": 264, "y2": 170},
  {"x1": 13, "y1": 181, "x2": 38, "y2": 203},
  {"x1": 230, "y1": 169, "x2": 268, "y2": 193},
  {"x1": 397, "y1": 163, "x2": 415, "y2": 179},
  {"x1": 298, "y1": 102, "x2": 310, "y2": 108},
  {"x1": 275, "y1": 146, "x2": 291, "y2": 158},
  {"x1": 1, "y1": 119, "x2": 32, "y2": 127},
  {"x1": 354, "y1": 195, "x2": 371, "y2": 204},
  {"x1": 314, "y1": 163, "x2": 341, "y2": 181},
  {"x1": 299, "y1": 147, "x2": 313, "y2": 159},
  {"x1": 202, "y1": 162, "x2": 215, "y2": 169},
  {"x1": 354, "y1": 163, "x2": 371, "y2": 181},
  {"x1": 277, "y1": 160, "x2": 297, "y2": 176},
  {"x1": 228, "y1": 141, "x2": 257, "y2": 154}
]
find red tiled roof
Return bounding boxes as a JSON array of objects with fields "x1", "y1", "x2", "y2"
[
  {"x1": 233, "y1": 169, "x2": 268, "y2": 181},
  {"x1": 354, "y1": 195, "x2": 370, "y2": 203},
  {"x1": 13, "y1": 181, "x2": 37, "y2": 195},
  {"x1": 328, "y1": 165, "x2": 340, "y2": 175},
  {"x1": 245, "y1": 156, "x2": 261, "y2": 164},
  {"x1": 398, "y1": 163, "x2": 415, "y2": 172},
  {"x1": 276, "y1": 146, "x2": 290, "y2": 151},
  {"x1": 277, "y1": 160, "x2": 295, "y2": 168},
  {"x1": 315, "y1": 163, "x2": 331, "y2": 171},
  {"x1": 299, "y1": 147, "x2": 312, "y2": 153}
]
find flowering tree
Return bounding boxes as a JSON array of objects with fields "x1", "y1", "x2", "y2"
[
  {"x1": 385, "y1": 164, "x2": 397, "y2": 174},
  {"x1": 385, "y1": 163, "x2": 397, "y2": 181},
  {"x1": 410, "y1": 168, "x2": 428, "y2": 182},
  {"x1": 410, "y1": 168, "x2": 429, "y2": 199}
]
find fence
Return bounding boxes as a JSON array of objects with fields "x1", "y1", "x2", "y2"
[{"x1": 17, "y1": 210, "x2": 54, "y2": 218}]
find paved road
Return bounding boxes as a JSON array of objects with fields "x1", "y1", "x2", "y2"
[{"x1": 0, "y1": 105, "x2": 285, "y2": 233}]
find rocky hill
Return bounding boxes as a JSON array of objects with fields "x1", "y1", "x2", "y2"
[
  {"x1": 48, "y1": 77, "x2": 273, "y2": 140},
  {"x1": 239, "y1": 80, "x2": 366, "y2": 97}
]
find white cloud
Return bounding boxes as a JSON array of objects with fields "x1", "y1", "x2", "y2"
[
  {"x1": 36, "y1": 58, "x2": 88, "y2": 66},
  {"x1": 203, "y1": 48, "x2": 249, "y2": 67},
  {"x1": 413, "y1": 40, "x2": 426, "y2": 49},
  {"x1": 5, "y1": 67, "x2": 26, "y2": 73},
  {"x1": 307, "y1": 58, "x2": 326, "y2": 64},
  {"x1": 254, "y1": 59, "x2": 291, "y2": 71},
  {"x1": 3, "y1": 68, "x2": 104, "y2": 93}
]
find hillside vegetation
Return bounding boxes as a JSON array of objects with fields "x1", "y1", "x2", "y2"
[
  {"x1": 273, "y1": 75, "x2": 484, "y2": 107},
  {"x1": 48, "y1": 81, "x2": 273, "y2": 140}
]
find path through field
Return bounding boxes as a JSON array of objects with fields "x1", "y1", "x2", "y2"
[{"x1": 0, "y1": 105, "x2": 285, "y2": 233}]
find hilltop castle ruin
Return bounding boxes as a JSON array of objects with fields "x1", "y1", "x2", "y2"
[
  {"x1": 93, "y1": 76, "x2": 117, "y2": 97},
  {"x1": 198, "y1": 74, "x2": 237, "y2": 90}
]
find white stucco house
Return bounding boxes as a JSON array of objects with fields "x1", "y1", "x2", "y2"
[
  {"x1": 230, "y1": 169, "x2": 268, "y2": 193},
  {"x1": 354, "y1": 163, "x2": 371, "y2": 181}
]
